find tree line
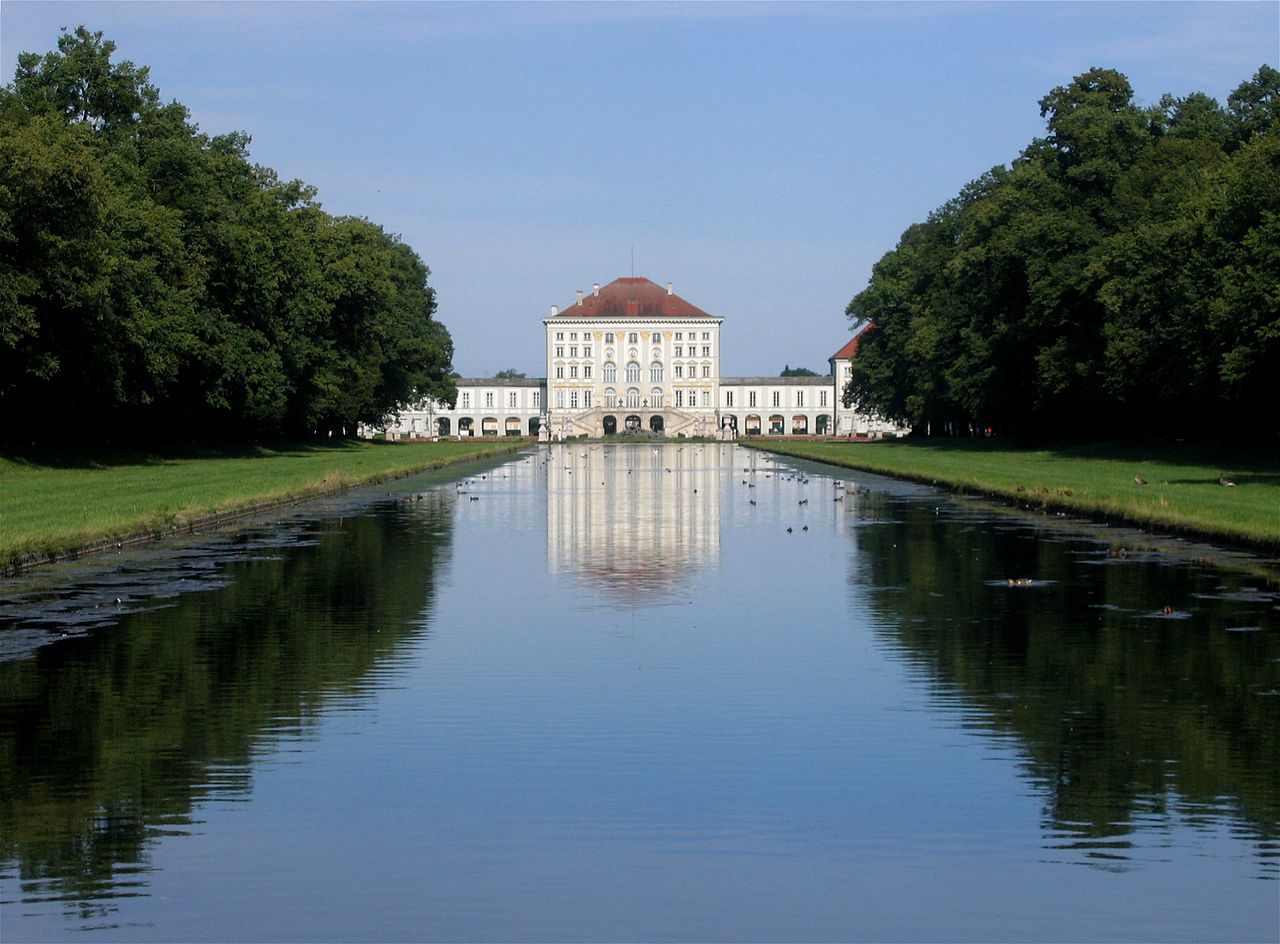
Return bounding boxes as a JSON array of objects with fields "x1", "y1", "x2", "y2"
[
  {"x1": 0, "y1": 27, "x2": 457, "y2": 444},
  {"x1": 843, "y1": 65, "x2": 1278, "y2": 441}
]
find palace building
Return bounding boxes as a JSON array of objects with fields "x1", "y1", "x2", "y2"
[{"x1": 374, "y1": 277, "x2": 904, "y2": 441}]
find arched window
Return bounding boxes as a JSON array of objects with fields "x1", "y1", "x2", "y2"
[
  {"x1": 627, "y1": 387, "x2": 640, "y2": 408},
  {"x1": 604, "y1": 387, "x2": 617, "y2": 408},
  {"x1": 650, "y1": 362, "x2": 663, "y2": 382},
  {"x1": 626, "y1": 362, "x2": 640, "y2": 383},
  {"x1": 651, "y1": 387, "x2": 663, "y2": 408},
  {"x1": 603, "y1": 362, "x2": 617, "y2": 383}
]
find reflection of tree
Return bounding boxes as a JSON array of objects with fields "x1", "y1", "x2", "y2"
[
  {"x1": 0, "y1": 493, "x2": 454, "y2": 911},
  {"x1": 850, "y1": 500, "x2": 1279, "y2": 864}
]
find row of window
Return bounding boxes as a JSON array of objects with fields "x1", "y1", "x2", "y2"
[
  {"x1": 722, "y1": 389, "x2": 829, "y2": 409},
  {"x1": 549, "y1": 388, "x2": 717, "y2": 410},
  {"x1": 454, "y1": 387, "x2": 829, "y2": 411},
  {"x1": 554, "y1": 330, "x2": 713, "y2": 343},
  {"x1": 554, "y1": 362, "x2": 715, "y2": 382},
  {"x1": 458, "y1": 391, "x2": 542, "y2": 410},
  {"x1": 554, "y1": 344, "x2": 714, "y2": 359}
]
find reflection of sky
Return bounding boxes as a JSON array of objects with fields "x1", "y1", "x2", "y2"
[{"x1": 6, "y1": 445, "x2": 1277, "y2": 942}]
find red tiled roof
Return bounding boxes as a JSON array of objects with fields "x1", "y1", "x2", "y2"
[
  {"x1": 830, "y1": 322, "x2": 875, "y2": 360},
  {"x1": 549, "y1": 277, "x2": 713, "y2": 319}
]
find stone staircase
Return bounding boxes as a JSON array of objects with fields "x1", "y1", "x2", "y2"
[{"x1": 542, "y1": 404, "x2": 717, "y2": 439}]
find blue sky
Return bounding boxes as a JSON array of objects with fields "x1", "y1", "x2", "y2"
[{"x1": 3, "y1": 2, "x2": 1276, "y2": 377}]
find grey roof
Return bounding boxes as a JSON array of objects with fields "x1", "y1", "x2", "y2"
[
  {"x1": 455, "y1": 377, "x2": 546, "y2": 387},
  {"x1": 722, "y1": 375, "x2": 833, "y2": 385}
]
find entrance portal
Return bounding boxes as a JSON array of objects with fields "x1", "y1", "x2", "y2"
[
  {"x1": 649, "y1": 415, "x2": 664, "y2": 434},
  {"x1": 625, "y1": 414, "x2": 642, "y2": 432},
  {"x1": 603, "y1": 415, "x2": 618, "y2": 436}
]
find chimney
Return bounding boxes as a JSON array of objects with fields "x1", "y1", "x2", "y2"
[
  {"x1": 577, "y1": 290, "x2": 584, "y2": 305},
  {"x1": 667, "y1": 282, "x2": 673, "y2": 295},
  {"x1": 550, "y1": 305, "x2": 558, "y2": 316},
  {"x1": 593, "y1": 283, "x2": 600, "y2": 296}
]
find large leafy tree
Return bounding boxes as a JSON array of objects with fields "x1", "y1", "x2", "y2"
[
  {"x1": 0, "y1": 27, "x2": 454, "y2": 443},
  {"x1": 843, "y1": 64, "x2": 1279, "y2": 441}
]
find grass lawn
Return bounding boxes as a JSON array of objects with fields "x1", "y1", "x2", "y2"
[
  {"x1": 744, "y1": 438, "x2": 1280, "y2": 548},
  {"x1": 0, "y1": 439, "x2": 527, "y2": 569}
]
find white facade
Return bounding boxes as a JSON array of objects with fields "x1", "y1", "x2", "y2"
[
  {"x1": 368, "y1": 277, "x2": 906, "y2": 441},
  {"x1": 542, "y1": 281, "x2": 724, "y2": 438}
]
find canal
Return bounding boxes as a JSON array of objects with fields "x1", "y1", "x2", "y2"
[{"x1": 1, "y1": 443, "x2": 1276, "y2": 941}]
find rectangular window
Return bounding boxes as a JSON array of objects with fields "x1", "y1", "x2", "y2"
[
  {"x1": 584, "y1": 346, "x2": 592, "y2": 358},
  {"x1": 629, "y1": 332, "x2": 638, "y2": 343},
  {"x1": 703, "y1": 332, "x2": 710, "y2": 340},
  {"x1": 797, "y1": 391, "x2": 804, "y2": 408},
  {"x1": 702, "y1": 365, "x2": 710, "y2": 378},
  {"x1": 675, "y1": 332, "x2": 683, "y2": 341},
  {"x1": 555, "y1": 390, "x2": 564, "y2": 408},
  {"x1": 509, "y1": 392, "x2": 517, "y2": 408},
  {"x1": 584, "y1": 390, "x2": 592, "y2": 408},
  {"x1": 570, "y1": 346, "x2": 577, "y2": 357},
  {"x1": 570, "y1": 365, "x2": 578, "y2": 379},
  {"x1": 556, "y1": 346, "x2": 563, "y2": 357},
  {"x1": 570, "y1": 390, "x2": 579, "y2": 409},
  {"x1": 461, "y1": 392, "x2": 471, "y2": 409},
  {"x1": 748, "y1": 391, "x2": 757, "y2": 408},
  {"x1": 702, "y1": 346, "x2": 710, "y2": 357},
  {"x1": 772, "y1": 391, "x2": 781, "y2": 407},
  {"x1": 651, "y1": 333, "x2": 660, "y2": 343},
  {"x1": 485, "y1": 392, "x2": 494, "y2": 408},
  {"x1": 570, "y1": 332, "x2": 577, "y2": 340},
  {"x1": 675, "y1": 390, "x2": 684, "y2": 408},
  {"x1": 675, "y1": 346, "x2": 682, "y2": 357},
  {"x1": 675, "y1": 365, "x2": 683, "y2": 378},
  {"x1": 584, "y1": 364, "x2": 592, "y2": 378},
  {"x1": 532, "y1": 391, "x2": 540, "y2": 408},
  {"x1": 605, "y1": 333, "x2": 614, "y2": 344},
  {"x1": 556, "y1": 332, "x2": 563, "y2": 340},
  {"x1": 725, "y1": 391, "x2": 734, "y2": 407},
  {"x1": 820, "y1": 390, "x2": 828, "y2": 407},
  {"x1": 556, "y1": 366, "x2": 564, "y2": 379}
]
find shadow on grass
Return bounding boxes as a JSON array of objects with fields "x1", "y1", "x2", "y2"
[
  {"x1": 1167, "y1": 474, "x2": 1280, "y2": 487},
  {"x1": 1, "y1": 440, "x2": 374, "y2": 471}
]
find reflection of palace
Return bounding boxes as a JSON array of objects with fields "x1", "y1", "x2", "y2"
[
  {"x1": 375, "y1": 277, "x2": 906, "y2": 441},
  {"x1": 545, "y1": 443, "x2": 719, "y2": 597}
]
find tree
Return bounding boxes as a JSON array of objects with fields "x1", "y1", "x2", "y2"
[
  {"x1": 0, "y1": 26, "x2": 456, "y2": 443},
  {"x1": 494, "y1": 368, "x2": 526, "y2": 379},
  {"x1": 844, "y1": 64, "x2": 1278, "y2": 441},
  {"x1": 780, "y1": 365, "x2": 819, "y2": 377}
]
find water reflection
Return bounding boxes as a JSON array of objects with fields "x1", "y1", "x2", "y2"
[
  {"x1": 842, "y1": 488, "x2": 1280, "y2": 874},
  {"x1": 546, "y1": 444, "x2": 720, "y2": 600},
  {"x1": 0, "y1": 445, "x2": 1276, "y2": 940},
  {"x1": 0, "y1": 491, "x2": 455, "y2": 922}
]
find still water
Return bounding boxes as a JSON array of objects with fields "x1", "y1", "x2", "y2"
[{"x1": 1, "y1": 443, "x2": 1277, "y2": 942}]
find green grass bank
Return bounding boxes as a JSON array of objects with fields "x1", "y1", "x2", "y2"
[
  {"x1": 744, "y1": 438, "x2": 1280, "y2": 549},
  {"x1": 0, "y1": 439, "x2": 526, "y2": 572}
]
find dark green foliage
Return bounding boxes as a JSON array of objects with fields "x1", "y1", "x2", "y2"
[
  {"x1": 779, "y1": 365, "x2": 820, "y2": 376},
  {"x1": 493, "y1": 368, "x2": 526, "y2": 379},
  {"x1": 0, "y1": 28, "x2": 455, "y2": 443},
  {"x1": 844, "y1": 65, "x2": 1279, "y2": 441}
]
